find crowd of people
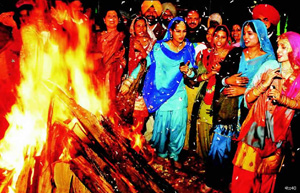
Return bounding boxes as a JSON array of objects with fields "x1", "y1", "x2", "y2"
[{"x1": 1, "y1": 0, "x2": 299, "y2": 192}]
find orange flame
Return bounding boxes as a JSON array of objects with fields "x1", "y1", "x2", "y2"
[{"x1": 0, "y1": 1, "x2": 108, "y2": 191}]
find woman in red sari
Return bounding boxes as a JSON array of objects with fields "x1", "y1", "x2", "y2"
[
  {"x1": 127, "y1": 16, "x2": 156, "y2": 132},
  {"x1": 90, "y1": 7, "x2": 128, "y2": 116},
  {"x1": 231, "y1": 31, "x2": 300, "y2": 193}
]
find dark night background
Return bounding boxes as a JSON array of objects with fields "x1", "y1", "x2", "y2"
[{"x1": 0, "y1": 0, "x2": 299, "y2": 33}]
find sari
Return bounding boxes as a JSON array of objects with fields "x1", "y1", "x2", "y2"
[
  {"x1": 232, "y1": 31, "x2": 300, "y2": 193},
  {"x1": 92, "y1": 29, "x2": 126, "y2": 109}
]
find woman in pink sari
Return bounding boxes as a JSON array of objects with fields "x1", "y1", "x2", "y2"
[{"x1": 231, "y1": 31, "x2": 300, "y2": 193}]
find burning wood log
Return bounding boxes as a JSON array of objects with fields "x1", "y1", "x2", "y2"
[
  {"x1": 36, "y1": 83, "x2": 176, "y2": 193},
  {"x1": 46, "y1": 83, "x2": 176, "y2": 193}
]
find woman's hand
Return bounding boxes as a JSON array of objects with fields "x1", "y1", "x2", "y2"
[
  {"x1": 223, "y1": 86, "x2": 246, "y2": 97},
  {"x1": 119, "y1": 78, "x2": 133, "y2": 95},
  {"x1": 225, "y1": 73, "x2": 249, "y2": 86},
  {"x1": 119, "y1": 84, "x2": 129, "y2": 95},
  {"x1": 268, "y1": 86, "x2": 281, "y2": 102},
  {"x1": 179, "y1": 61, "x2": 190, "y2": 74},
  {"x1": 262, "y1": 68, "x2": 281, "y2": 88}
]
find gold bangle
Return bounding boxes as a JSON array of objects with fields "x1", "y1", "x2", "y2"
[
  {"x1": 123, "y1": 79, "x2": 132, "y2": 87},
  {"x1": 128, "y1": 77, "x2": 134, "y2": 83},
  {"x1": 200, "y1": 74, "x2": 205, "y2": 80},
  {"x1": 279, "y1": 95, "x2": 287, "y2": 106},
  {"x1": 257, "y1": 83, "x2": 268, "y2": 93},
  {"x1": 252, "y1": 88, "x2": 260, "y2": 97}
]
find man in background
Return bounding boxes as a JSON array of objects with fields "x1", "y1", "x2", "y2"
[
  {"x1": 185, "y1": 9, "x2": 207, "y2": 43},
  {"x1": 141, "y1": 0, "x2": 166, "y2": 40}
]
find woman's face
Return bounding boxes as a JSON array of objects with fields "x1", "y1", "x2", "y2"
[
  {"x1": 213, "y1": 30, "x2": 228, "y2": 49},
  {"x1": 206, "y1": 27, "x2": 215, "y2": 43},
  {"x1": 104, "y1": 10, "x2": 119, "y2": 30},
  {"x1": 277, "y1": 38, "x2": 292, "y2": 63},
  {"x1": 170, "y1": 21, "x2": 186, "y2": 44},
  {"x1": 231, "y1": 24, "x2": 241, "y2": 42},
  {"x1": 134, "y1": 19, "x2": 147, "y2": 37},
  {"x1": 243, "y1": 24, "x2": 259, "y2": 48}
]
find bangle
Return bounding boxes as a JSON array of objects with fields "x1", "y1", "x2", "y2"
[
  {"x1": 128, "y1": 76, "x2": 134, "y2": 83},
  {"x1": 279, "y1": 96, "x2": 299, "y2": 109},
  {"x1": 202, "y1": 73, "x2": 208, "y2": 80},
  {"x1": 222, "y1": 77, "x2": 229, "y2": 86},
  {"x1": 123, "y1": 79, "x2": 132, "y2": 87},
  {"x1": 257, "y1": 83, "x2": 268, "y2": 93},
  {"x1": 252, "y1": 88, "x2": 260, "y2": 97}
]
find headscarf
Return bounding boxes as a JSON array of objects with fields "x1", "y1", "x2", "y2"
[
  {"x1": 142, "y1": 17, "x2": 196, "y2": 113},
  {"x1": 128, "y1": 16, "x2": 156, "y2": 74},
  {"x1": 207, "y1": 13, "x2": 222, "y2": 28},
  {"x1": 279, "y1": 32, "x2": 300, "y2": 68},
  {"x1": 240, "y1": 20, "x2": 275, "y2": 57},
  {"x1": 129, "y1": 16, "x2": 156, "y2": 40},
  {"x1": 162, "y1": 2, "x2": 177, "y2": 17},
  {"x1": 141, "y1": 0, "x2": 162, "y2": 16},
  {"x1": 252, "y1": 4, "x2": 280, "y2": 26}
]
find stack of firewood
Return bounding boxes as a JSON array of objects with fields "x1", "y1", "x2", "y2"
[{"x1": 2, "y1": 86, "x2": 176, "y2": 193}]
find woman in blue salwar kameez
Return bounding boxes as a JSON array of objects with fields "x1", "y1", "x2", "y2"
[{"x1": 120, "y1": 17, "x2": 197, "y2": 162}]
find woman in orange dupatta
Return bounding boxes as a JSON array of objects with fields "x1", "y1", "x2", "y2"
[{"x1": 231, "y1": 32, "x2": 300, "y2": 193}]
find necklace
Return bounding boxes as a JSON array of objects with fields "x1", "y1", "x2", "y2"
[
  {"x1": 245, "y1": 48, "x2": 260, "y2": 60},
  {"x1": 214, "y1": 48, "x2": 226, "y2": 56},
  {"x1": 170, "y1": 40, "x2": 183, "y2": 52}
]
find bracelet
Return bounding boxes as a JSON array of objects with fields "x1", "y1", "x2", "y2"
[
  {"x1": 201, "y1": 73, "x2": 208, "y2": 80},
  {"x1": 123, "y1": 79, "x2": 132, "y2": 87},
  {"x1": 222, "y1": 77, "x2": 229, "y2": 87},
  {"x1": 252, "y1": 88, "x2": 260, "y2": 97},
  {"x1": 257, "y1": 83, "x2": 268, "y2": 93},
  {"x1": 279, "y1": 96, "x2": 299, "y2": 109},
  {"x1": 128, "y1": 76, "x2": 134, "y2": 83}
]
